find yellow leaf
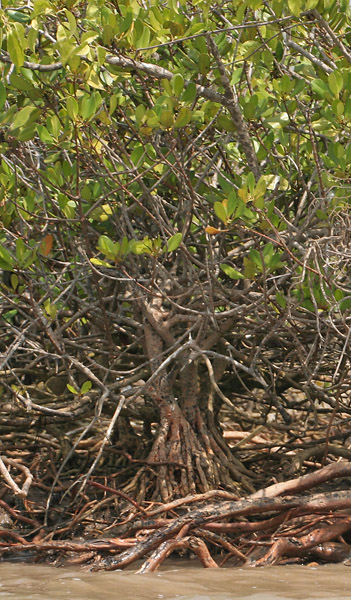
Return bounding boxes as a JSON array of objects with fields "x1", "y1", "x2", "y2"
[{"x1": 205, "y1": 226, "x2": 222, "y2": 234}]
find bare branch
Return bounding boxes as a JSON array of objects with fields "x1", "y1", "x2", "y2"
[{"x1": 206, "y1": 34, "x2": 260, "y2": 180}]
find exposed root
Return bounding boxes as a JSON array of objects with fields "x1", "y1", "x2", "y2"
[
  {"x1": 124, "y1": 405, "x2": 252, "y2": 503},
  {"x1": 2, "y1": 463, "x2": 351, "y2": 572}
]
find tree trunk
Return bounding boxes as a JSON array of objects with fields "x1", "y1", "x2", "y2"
[{"x1": 125, "y1": 299, "x2": 254, "y2": 502}]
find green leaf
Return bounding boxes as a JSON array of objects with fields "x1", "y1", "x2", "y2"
[
  {"x1": 130, "y1": 237, "x2": 154, "y2": 255},
  {"x1": 276, "y1": 291, "x2": 286, "y2": 308},
  {"x1": 64, "y1": 9, "x2": 77, "y2": 34},
  {"x1": 263, "y1": 242, "x2": 274, "y2": 262},
  {"x1": 247, "y1": 0, "x2": 263, "y2": 8},
  {"x1": 97, "y1": 235, "x2": 119, "y2": 259},
  {"x1": 80, "y1": 380, "x2": 92, "y2": 394},
  {"x1": 7, "y1": 29, "x2": 25, "y2": 68},
  {"x1": 21, "y1": 249, "x2": 36, "y2": 269},
  {"x1": 90, "y1": 258, "x2": 114, "y2": 268},
  {"x1": 249, "y1": 248, "x2": 262, "y2": 269},
  {"x1": 7, "y1": 10, "x2": 31, "y2": 23},
  {"x1": 198, "y1": 53, "x2": 210, "y2": 75},
  {"x1": 16, "y1": 238, "x2": 25, "y2": 261},
  {"x1": 182, "y1": 82, "x2": 197, "y2": 103},
  {"x1": 243, "y1": 257, "x2": 256, "y2": 279},
  {"x1": 44, "y1": 298, "x2": 57, "y2": 320},
  {"x1": 17, "y1": 123, "x2": 36, "y2": 141},
  {"x1": 47, "y1": 115, "x2": 61, "y2": 138},
  {"x1": 172, "y1": 73, "x2": 184, "y2": 98},
  {"x1": 66, "y1": 96, "x2": 79, "y2": 120},
  {"x1": 332, "y1": 99, "x2": 344, "y2": 119},
  {"x1": 174, "y1": 107, "x2": 192, "y2": 128},
  {"x1": 334, "y1": 289, "x2": 343, "y2": 302},
  {"x1": 96, "y1": 46, "x2": 106, "y2": 67},
  {"x1": 9, "y1": 73, "x2": 32, "y2": 91},
  {"x1": 239, "y1": 40, "x2": 261, "y2": 60},
  {"x1": 344, "y1": 98, "x2": 351, "y2": 120},
  {"x1": 275, "y1": 41, "x2": 284, "y2": 61},
  {"x1": 131, "y1": 145, "x2": 145, "y2": 165},
  {"x1": 161, "y1": 80, "x2": 173, "y2": 98},
  {"x1": 33, "y1": 0, "x2": 53, "y2": 17},
  {"x1": 167, "y1": 233, "x2": 182, "y2": 252},
  {"x1": 224, "y1": 192, "x2": 236, "y2": 217},
  {"x1": 216, "y1": 114, "x2": 236, "y2": 132},
  {"x1": 80, "y1": 91, "x2": 102, "y2": 120},
  {"x1": 220, "y1": 264, "x2": 244, "y2": 279},
  {"x1": 253, "y1": 176, "x2": 266, "y2": 204},
  {"x1": 340, "y1": 297, "x2": 351, "y2": 311},
  {"x1": 10, "y1": 274, "x2": 19, "y2": 290},
  {"x1": 3, "y1": 309, "x2": 18, "y2": 322},
  {"x1": 288, "y1": 0, "x2": 302, "y2": 15},
  {"x1": 37, "y1": 124, "x2": 53, "y2": 144},
  {"x1": 67, "y1": 383, "x2": 78, "y2": 394},
  {"x1": 328, "y1": 71, "x2": 343, "y2": 98},
  {"x1": 280, "y1": 75, "x2": 294, "y2": 94},
  {"x1": 311, "y1": 79, "x2": 330, "y2": 99},
  {"x1": 269, "y1": 252, "x2": 284, "y2": 271},
  {"x1": 130, "y1": 240, "x2": 147, "y2": 255},
  {"x1": 0, "y1": 82, "x2": 6, "y2": 111},
  {"x1": 247, "y1": 172, "x2": 256, "y2": 194},
  {"x1": 0, "y1": 245, "x2": 14, "y2": 270},
  {"x1": 243, "y1": 94, "x2": 258, "y2": 119},
  {"x1": 57, "y1": 39, "x2": 76, "y2": 66},
  {"x1": 149, "y1": 6, "x2": 163, "y2": 30},
  {"x1": 160, "y1": 109, "x2": 174, "y2": 128},
  {"x1": 109, "y1": 94, "x2": 118, "y2": 116},
  {"x1": 12, "y1": 100, "x2": 34, "y2": 126},
  {"x1": 214, "y1": 201, "x2": 227, "y2": 223},
  {"x1": 135, "y1": 23, "x2": 150, "y2": 49},
  {"x1": 135, "y1": 104, "x2": 146, "y2": 127},
  {"x1": 120, "y1": 11, "x2": 133, "y2": 33},
  {"x1": 121, "y1": 236, "x2": 129, "y2": 255},
  {"x1": 316, "y1": 209, "x2": 328, "y2": 220}
]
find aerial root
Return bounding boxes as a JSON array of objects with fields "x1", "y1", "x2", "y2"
[{"x1": 123, "y1": 411, "x2": 244, "y2": 502}]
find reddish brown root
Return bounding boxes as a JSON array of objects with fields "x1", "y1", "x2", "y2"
[{"x1": 1, "y1": 463, "x2": 351, "y2": 572}]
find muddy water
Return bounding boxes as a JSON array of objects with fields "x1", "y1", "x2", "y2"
[{"x1": 0, "y1": 562, "x2": 350, "y2": 600}]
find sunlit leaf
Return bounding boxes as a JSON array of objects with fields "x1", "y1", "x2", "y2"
[
  {"x1": 80, "y1": 380, "x2": 92, "y2": 394},
  {"x1": 220, "y1": 264, "x2": 244, "y2": 279},
  {"x1": 7, "y1": 29, "x2": 25, "y2": 68},
  {"x1": 67, "y1": 384, "x2": 79, "y2": 394},
  {"x1": 66, "y1": 96, "x2": 79, "y2": 120},
  {"x1": 288, "y1": 0, "x2": 302, "y2": 16},
  {"x1": 10, "y1": 106, "x2": 38, "y2": 131}
]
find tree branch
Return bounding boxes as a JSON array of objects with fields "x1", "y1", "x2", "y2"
[
  {"x1": 0, "y1": 52, "x2": 225, "y2": 104},
  {"x1": 206, "y1": 34, "x2": 260, "y2": 180}
]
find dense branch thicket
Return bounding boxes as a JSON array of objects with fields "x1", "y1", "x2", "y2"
[{"x1": 1, "y1": 0, "x2": 351, "y2": 569}]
